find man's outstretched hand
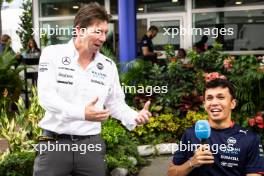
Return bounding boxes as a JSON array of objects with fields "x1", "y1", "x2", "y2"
[{"x1": 135, "y1": 101, "x2": 152, "y2": 125}]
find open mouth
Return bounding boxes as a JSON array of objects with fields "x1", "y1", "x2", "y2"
[
  {"x1": 210, "y1": 108, "x2": 222, "y2": 116},
  {"x1": 94, "y1": 44, "x2": 101, "y2": 48}
]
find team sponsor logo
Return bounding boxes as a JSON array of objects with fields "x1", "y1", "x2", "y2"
[
  {"x1": 58, "y1": 67, "x2": 75, "y2": 71},
  {"x1": 57, "y1": 80, "x2": 73, "y2": 85},
  {"x1": 62, "y1": 57, "x2": 71, "y2": 65},
  {"x1": 221, "y1": 161, "x2": 238, "y2": 168},
  {"x1": 220, "y1": 155, "x2": 239, "y2": 161},
  {"x1": 239, "y1": 130, "x2": 247, "y2": 134},
  {"x1": 58, "y1": 73, "x2": 73, "y2": 78},
  {"x1": 39, "y1": 67, "x2": 48, "y2": 72},
  {"x1": 91, "y1": 71, "x2": 106, "y2": 80},
  {"x1": 96, "y1": 62, "x2": 104, "y2": 70},
  {"x1": 105, "y1": 58, "x2": 112, "y2": 65},
  {"x1": 39, "y1": 62, "x2": 49, "y2": 72},
  {"x1": 91, "y1": 79, "x2": 104, "y2": 86},
  {"x1": 227, "y1": 137, "x2": 237, "y2": 145}
]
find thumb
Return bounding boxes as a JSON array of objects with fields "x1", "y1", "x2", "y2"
[
  {"x1": 89, "y1": 97, "x2": 99, "y2": 106},
  {"x1": 143, "y1": 100, "x2": 151, "y2": 110}
]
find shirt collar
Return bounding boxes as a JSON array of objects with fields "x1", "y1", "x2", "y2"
[{"x1": 67, "y1": 38, "x2": 79, "y2": 60}]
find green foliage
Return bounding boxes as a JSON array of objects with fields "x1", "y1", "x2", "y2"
[
  {"x1": 102, "y1": 119, "x2": 145, "y2": 175},
  {"x1": 133, "y1": 111, "x2": 208, "y2": 144},
  {"x1": 121, "y1": 59, "x2": 203, "y2": 117},
  {"x1": 0, "y1": 113, "x2": 29, "y2": 153},
  {"x1": 15, "y1": 87, "x2": 44, "y2": 142},
  {"x1": 0, "y1": 151, "x2": 35, "y2": 176},
  {"x1": 16, "y1": 0, "x2": 33, "y2": 50},
  {"x1": 164, "y1": 44, "x2": 175, "y2": 58},
  {"x1": 40, "y1": 33, "x2": 49, "y2": 47},
  {"x1": 0, "y1": 50, "x2": 25, "y2": 110},
  {"x1": 0, "y1": 87, "x2": 43, "y2": 153},
  {"x1": 101, "y1": 118, "x2": 129, "y2": 148},
  {"x1": 228, "y1": 55, "x2": 264, "y2": 114},
  {"x1": 121, "y1": 59, "x2": 153, "y2": 85},
  {"x1": 188, "y1": 43, "x2": 228, "y2": 72}
]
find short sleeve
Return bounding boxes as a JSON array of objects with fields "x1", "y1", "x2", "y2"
[
  {"x1": 172, "y1": 131, "x2": 190, "y2": 165},
  {"x1": 141, "y1": 39, "x2": 149, "y2": 47},
  {"x1": 245, "y1": 134, "x2": 264, "y2": 174}
]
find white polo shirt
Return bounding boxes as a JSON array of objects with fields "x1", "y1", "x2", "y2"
[{"x1": 37, "y1": 39, "x2": 138, "y2": 135}]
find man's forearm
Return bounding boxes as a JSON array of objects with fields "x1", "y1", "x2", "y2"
[{"x1": 168, "y1": 160, "x2": 194, "y2": 176}]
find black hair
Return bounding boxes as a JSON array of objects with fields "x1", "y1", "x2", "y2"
[
  {"x1": 201, "y1": 35, "x2": 208, "y2": 43},
  {"x1": 148, "y1": 26, "x2": 158, "y2": 32},
  {"x1": 205, "y1": 78, "x2": 235, "y2": 99}
]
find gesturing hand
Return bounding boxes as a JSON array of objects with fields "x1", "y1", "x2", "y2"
[
  {"x1": 85, "y1": 97, "x2": 110, "y2": 122},
  {"x1": 135, "y1": 101, "x2": 152, "y2": 125}
]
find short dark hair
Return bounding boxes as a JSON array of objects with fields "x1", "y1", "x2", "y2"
[
  {"x1": 74, "y1": 2, "x2": 110, "y2": 28},
  {"x1": 148, "y1": 26, "x2": 158, "y2": 32},
  {"x1": 1, "y1": 34, "x2": 11, "y2": 44},
  {"x1": 205, "y1": 78, "x2": 235, "y2": 99}
]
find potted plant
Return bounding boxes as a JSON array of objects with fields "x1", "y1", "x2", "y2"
[{"x1": 164, "y1": 44, "x2": 176, "y2": 62}]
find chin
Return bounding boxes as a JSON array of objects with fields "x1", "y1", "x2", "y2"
[{"x1": 209, "y1": 114, "x2": 225, "y2": 121}]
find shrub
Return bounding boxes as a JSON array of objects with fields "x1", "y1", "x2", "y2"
[
  {"x1": 102, "y1": 119, "x2": 145, "y2": 175},
  {"x1": 0, "y1": 50, "x2": 25, "y2": 111},
  {"x1": 133, "y1": 111, "x2": 208, "y2": 144},
  {"x1": 0, "y1": 151, "x2": 35, "y2": 176}
]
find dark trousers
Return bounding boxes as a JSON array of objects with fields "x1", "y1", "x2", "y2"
[{"x1": 33, "y1": 135, "x2": 106, "y2": 176}]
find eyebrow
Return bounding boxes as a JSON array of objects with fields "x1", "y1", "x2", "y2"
[{"x1": 206, "y1": 93, "x2": 225, "y2": 97}]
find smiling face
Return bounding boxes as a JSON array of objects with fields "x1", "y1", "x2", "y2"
[
  {"x1": 76, "y1": 20, "x2": 108, "y2": 54},
  {"x1": 204, "y1": 87, "x2": 236, "y2": 124}
]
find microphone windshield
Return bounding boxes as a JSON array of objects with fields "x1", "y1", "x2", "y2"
[{"x1": 195, "y1": 120, "x2": 211, "y2": 140}]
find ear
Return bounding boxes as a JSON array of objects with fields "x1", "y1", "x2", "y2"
[{"x1": 231, "y1": 99, "x2": 237, "y2": 110}]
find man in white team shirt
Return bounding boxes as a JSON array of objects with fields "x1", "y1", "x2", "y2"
[{"x1": 33, "y1": 3, "x2": 151, "y2": 176}]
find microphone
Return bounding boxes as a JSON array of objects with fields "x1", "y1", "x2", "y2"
[{"x1": 195, "y1": 120, "x2": 211, "y2": 144}]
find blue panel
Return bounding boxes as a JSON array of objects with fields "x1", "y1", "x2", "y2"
[{"x1": 118, "y1": 0, "x2": 137, "y2": 71}]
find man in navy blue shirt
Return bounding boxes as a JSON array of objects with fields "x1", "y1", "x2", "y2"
[
  {"x1": 168, "y1": 78, "x2": 264, "y2": 176},
  {"x1": 140, "y1": 26, "x2": 161, "y2": 63}
]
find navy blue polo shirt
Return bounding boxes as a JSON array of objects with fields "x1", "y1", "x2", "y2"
[
  {"x1": 139, "y1": 35, "x2": 158, "y2": 62},
  {"x1": 140, "y1": 34, "x2": 154, "y2": 53},
  {"x1": 173, "y1": 124, "x2": 264, "y2": 176}
]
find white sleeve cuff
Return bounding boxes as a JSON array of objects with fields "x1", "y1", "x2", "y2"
[
  {"x1": 121, "y1": 110, "x2": 138, "y2": 131},
  {"x1": 67, "y1": 104, "x2": 85, "y2": 121}
]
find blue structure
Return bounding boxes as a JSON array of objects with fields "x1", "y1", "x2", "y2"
[{"x1": 118, "y1": 0, "x2": 137, "y2": 71}]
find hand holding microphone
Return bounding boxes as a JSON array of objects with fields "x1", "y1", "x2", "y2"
[{"x1": 189, "y1": 120, "x2": 214, "y2": 168}]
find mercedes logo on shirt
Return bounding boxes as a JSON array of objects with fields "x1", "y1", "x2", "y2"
[
  {"x1": 97, "y1": 62, "x2": 104, "y2": 70},
  {"x1": 62, "y1": 57, "x2": 71, "y2": 65}
]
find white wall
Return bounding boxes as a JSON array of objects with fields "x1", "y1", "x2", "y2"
[{"x1": 1, "y1": 0, "x2": 23, "y2": 52}]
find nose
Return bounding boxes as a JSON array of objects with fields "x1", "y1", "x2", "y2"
[{"x1": 210, "y1": 98, "x2": 219, "y2": 106}]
